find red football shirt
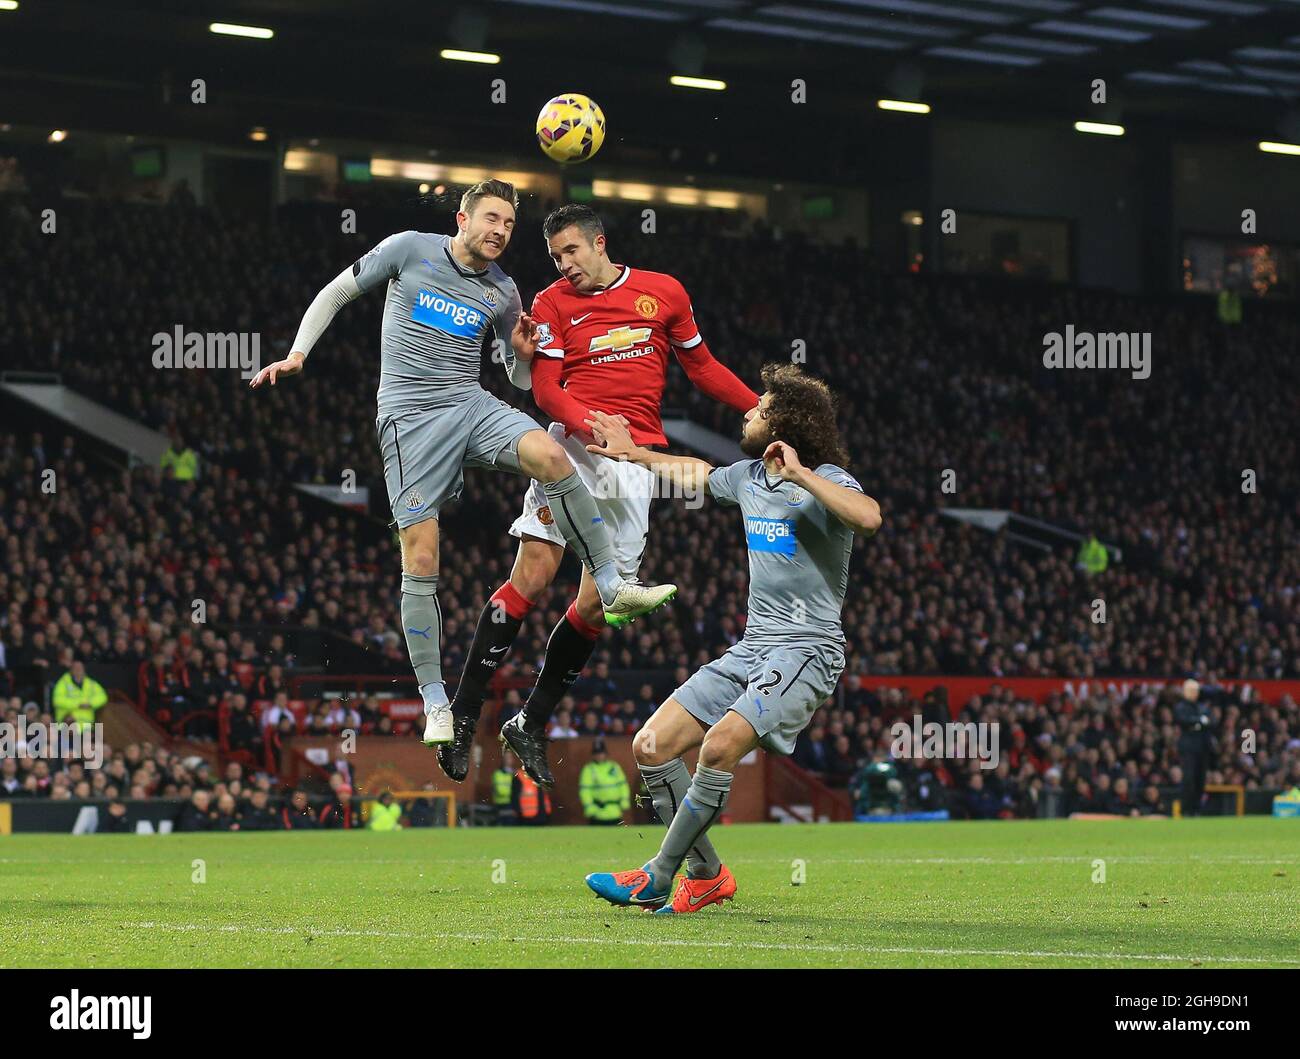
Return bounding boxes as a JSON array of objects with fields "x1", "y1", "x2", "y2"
[{"x1": 530, "y1": 265, "x2": 738, "y2": 447}]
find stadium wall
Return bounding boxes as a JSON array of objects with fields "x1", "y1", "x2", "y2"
[
  {"x1": 1173, "y1": 140, "x2": 1300, "y2": 244},
  {"x1": 929, "y1": 116, "x2": 1145, "y2": 293},
  {"x1": 849, "y1": 674, "x2": 1300, "y2": 706}
]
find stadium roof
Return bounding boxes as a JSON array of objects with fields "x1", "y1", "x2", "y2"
[{"x1": 1, "y1": 0, "x2": 1298, "y2": 180}]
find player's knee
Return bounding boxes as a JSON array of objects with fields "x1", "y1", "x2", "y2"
[
  {"x1": 533, "y1": 442, "x2": 574, "y2": 483},
  {"x1": 698, "y1": 730, "x2": 743, "y2": 771},
  {"x1": 633, "y1": 726, "x2": 666, "y2": 766},
  {"x1": 404, "y1": 548, "x2": 438, "y2": 576},
  {"x1": 402, "y1": 535, "x2": 439, "y2": 576}
]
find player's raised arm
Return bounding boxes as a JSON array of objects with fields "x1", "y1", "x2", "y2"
[
  {"x1": 249, "y1": 264, "x2": 362, "y2": 387},
  {"x1": 585, "y1": 410, "x2": 714, "y2": 495},
  {"x1": 763, "y1": 440, "x2": 882, "y2": 537},
  {"x1": 250, "y1": 231, "x2": 414, "y2": 389}
]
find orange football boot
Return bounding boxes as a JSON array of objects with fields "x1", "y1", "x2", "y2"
[{"x1": 656, "y1": 864, "x2": 737, "y2": 915}]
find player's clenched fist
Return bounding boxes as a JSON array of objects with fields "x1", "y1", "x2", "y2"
[
  {"x1": 248, "y1": 351, "x2": 305, "y2": 388},
  {"x1": 584, "y1": 410, "x2": 636, "y2": 459},
  {"x1": 763, "y1": 440, "x2": 805, "y2": 480}
]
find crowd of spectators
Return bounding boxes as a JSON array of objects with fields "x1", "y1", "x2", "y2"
[
  {"x1": 798, "y1": 680, "x2": 1300, "y2": 819},
  {"x1": 2, "y1": 186, "x2": 1299, "y2": 814},
  {"x1": 0, "y1": 689, "x2": 459, "y2": 830}
]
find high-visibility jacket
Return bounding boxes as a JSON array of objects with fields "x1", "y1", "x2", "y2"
[
  {"x1": 491, "y1": 768, "x2": 513, "y2": 807},
  {"x1": 368, "y1": 800, "x2": 403, "y2": 831},
  {"x1": 51, "y1": 671, "x2": 108, "y2": 732},
  {"x1": 579, "y1": 759, "x2": 630, "y2": 822},
  {"x1": 1077, "y1": 536, "x2": 1108, "y2": 575},
  {"x1": 1217, "y1": 289, "x2": 1242, "y2": 325},
  {"x1": 516, "y1": 772, "x2": 552, "y2": 820},
  {"x1": 161, "y1": 446, "x2": 198, "y2": 481}
]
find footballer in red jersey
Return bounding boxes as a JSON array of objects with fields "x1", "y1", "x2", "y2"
[{"x1": 439, "y1": 204, "x2": 759, "y2": 788}]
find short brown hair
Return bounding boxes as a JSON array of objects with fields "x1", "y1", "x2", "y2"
[
  {"x1": 460, "y1": 178, "x2": 519, "y2": 216},
  {"x1": 760, "y1": 363, "x2": 848, "y2": 470},
  {"x1": 544, "y1": 203, "x2": 604, "y2": 242}
]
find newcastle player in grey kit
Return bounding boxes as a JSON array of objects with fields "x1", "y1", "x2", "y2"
[
  {"x1": 581, "y1": 364, "x2": 881, "y2": 914},
  {"x1": 250, "y1": 180, "x2": 676, "y2": 747}
]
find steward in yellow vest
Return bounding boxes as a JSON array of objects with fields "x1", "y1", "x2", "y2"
[
  {"x1": 368, "y1": 791, "x2": 403, "y2": 831},
  {"x1": 51, "y1": 662, "x2": 108, "y2": 733},
  {"x1": 579, "y1": 737, "x2": 630, "y2": 825},
  {"x1": 1076, "y1": 534, "x2": 1108, "y2": 575},
  {"x1": 493, "y1": 751, "x2": 518, "y2": 825},
  {"x1": 161, "y1": 439, "x2": 198, "y2": 481}
]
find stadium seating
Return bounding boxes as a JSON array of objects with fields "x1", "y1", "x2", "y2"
[{"x1": 2, "y1": 190, "x2": 1297, "y2": 817}]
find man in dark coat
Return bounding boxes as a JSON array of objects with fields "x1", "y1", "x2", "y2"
[{"x1": 1174, "y1": 679, "x2": 1215, "y2": 817}]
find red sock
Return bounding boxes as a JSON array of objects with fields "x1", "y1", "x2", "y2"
[
  {"x1": 565, "y1": 601, "x2": 603, "y2": 641},
  {"x1": 492, "y1": 582, "x2": 536, "y2": 621}
]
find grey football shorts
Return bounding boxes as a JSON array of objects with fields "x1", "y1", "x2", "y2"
[
  {"x1": 377, "y1": 388, "x2": 542, "y2": 528},
  {"x1": 673, "y1": 639, "x2": 847, "y2": 756}
]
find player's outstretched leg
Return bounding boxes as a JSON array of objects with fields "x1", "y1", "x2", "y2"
[
  {"x1": 506, "y1": 573, "x2": 604, "y2": 788},
  {"x1": 634, "y1": 701, "x2": 724, "y2": 885},
  {"x1": 441, "y1": 562, "x2": 547, "y2": 781},
  {"x1": 647, "y1": 711, "x2": 756, "y2": 915},
  {"x1": 397, "y1": 520, "x2": 452, "y2": 747},
  {"x1": 586, "y1": 706, "x2": 750, "y2": 913},
  {"x1": 517, "y1": 430, "x2": 676, "y2": 626}
]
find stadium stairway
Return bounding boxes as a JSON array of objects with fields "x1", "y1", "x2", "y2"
[
  {"x1": 1, "y1": 372, "x2": 170, "y2": 466},
  {"x1": 103, "y1": 694, "x2": 221, "y2": 769},
  {"x1": 766, "y1": 756, "x2": 853, "y2": 822},
  {"x1": 101, "y1": 694, "x2": 169, "y2": 750}
]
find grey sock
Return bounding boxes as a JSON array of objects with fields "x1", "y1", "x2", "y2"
[
  {"x1": 639, "y1": 759, "x2": 722, "y2": 879},
  {"x1": 541, "y1": 472, "x2": 620, "y2": 603},
  {"x1": 646, "y1": 764, "x2": 732, "y2": 885},
  {"x1": 401, "y1": 572, "x2": 442, "y2": 686}
]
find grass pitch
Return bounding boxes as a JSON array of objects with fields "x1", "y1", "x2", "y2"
[{"x1": 2, "y1": 818, "x2": 1296, "y2": 968}]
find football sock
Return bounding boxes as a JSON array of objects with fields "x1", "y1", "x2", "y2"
[
  {"x1": 401, "y1": 572, "x2": 443, "y2": 688},
  {"x1": 638, "y1": 758, "x2": 722, "y2": 879},
  {"x1": 521, "y1": 602, "x2": 601, "y2": 733},
  {"x1": 541, "y1": 472, "x2": 621, "y2": 605},
  {"x1": 646, "y1": 764, "x2": 732, "y2": 884},
  {"x1": 420, "y1": 680, "x2": 449, "y2": 713},
  {"x1": 454, "y1": 583, "x2": 534, "y2": 721}
]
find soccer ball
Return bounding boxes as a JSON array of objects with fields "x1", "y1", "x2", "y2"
[{"x1": 535, "y1": 93, "x2": 606, "y2": 164}]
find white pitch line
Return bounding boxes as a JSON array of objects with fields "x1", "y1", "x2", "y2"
[
  {"x1": 4, "y1": 854, "x2": 1293, "y2": 867},
  {"x1": 116, "y1": 921, "x2": 1300, "y2": 966},
  {"x1": 744, "y1": 856, "x2": 1297, "y2": 866}
]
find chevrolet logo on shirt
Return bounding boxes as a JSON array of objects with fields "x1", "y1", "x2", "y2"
[{"x1": 588, "y1": 326, "x2": 652, "y2": 354}]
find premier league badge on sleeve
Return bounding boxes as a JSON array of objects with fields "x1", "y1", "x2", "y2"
[{"x1": 536, "y1": 322, "x2": 553, "y2": 346}]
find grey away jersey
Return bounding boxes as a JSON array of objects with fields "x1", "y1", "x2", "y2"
[
  {"x1": 352, "y1": 231, "x2": 523, "y2": 415},
  {"x1": 708, "y1": 459, "x2": 862, "y2": 647}
]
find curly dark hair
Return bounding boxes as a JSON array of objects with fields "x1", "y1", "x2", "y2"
[{"x1": 759, "y1": 363, "x2": 848, "y2": 470}]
